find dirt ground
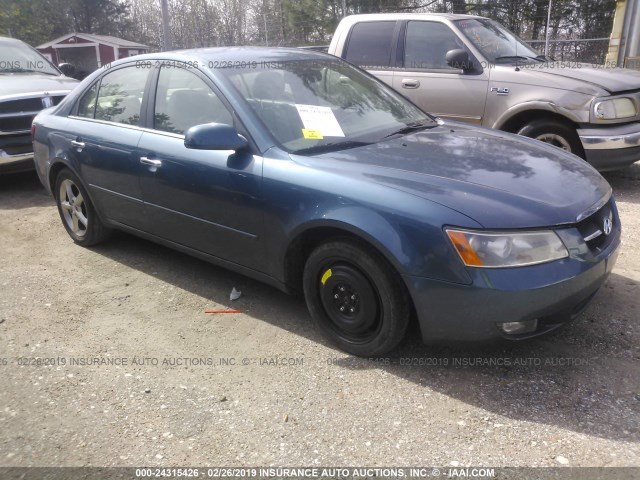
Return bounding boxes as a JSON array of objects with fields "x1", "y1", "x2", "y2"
[{"x1": 0, "y1": 163, "x2": 639, "y2": 469}]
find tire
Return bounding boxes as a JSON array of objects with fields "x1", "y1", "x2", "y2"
[
  {"x1": 517, "y1": 119, "x2": 584, "y2": 158},
  {"x1": 303, "y1": 239, "x2": 411, "y2": 356},
  {"x1": 54, "y1": 169, "x2": 111, "y2": 246}
]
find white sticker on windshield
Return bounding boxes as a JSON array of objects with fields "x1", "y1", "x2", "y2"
[{"x1": 295, "y1": 104, "x2": 345, "y2": 137}]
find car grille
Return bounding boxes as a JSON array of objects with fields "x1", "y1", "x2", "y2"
[
  {"x1": 576, "y1": 200, "x2": 616, "y2": 253},
  {"x1": 0, "y1": 132, "x2": 32, "y2": 155},
  {"x1": 0, "y1": 97, "x2": 45, "y2": 114},
  {"x1": 0, "y1": 95, "x2": 66, "y2": 159},
  {"x1": 0, "y1": 116, "x2": 33, "y2": 132},
  {"x1": 0, "y1": 95, "x2": 65, "y2": 115}
]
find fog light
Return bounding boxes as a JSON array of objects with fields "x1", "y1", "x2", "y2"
[{"x1": 499, "y1": 319, "x2": 538, "y2": 335}]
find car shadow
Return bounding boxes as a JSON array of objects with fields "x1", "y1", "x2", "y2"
[
  {"x1": 0, "y1": 171, "x2": 51, "y2": 209},
  {"x1": 90, "y1": 232, "x2": 639, "y2": 444}
]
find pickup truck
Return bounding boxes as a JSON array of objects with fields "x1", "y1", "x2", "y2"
[
  {"x1": 0, "y1": 36, "x2": 78, "y2": 173},
  {"x1": 328, "y1": 13, "x2": 640, "y2": 170}
]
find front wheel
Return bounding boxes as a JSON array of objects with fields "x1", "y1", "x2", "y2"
[
  {"x1": 517, "y1": 119, "x2": 584, "y2": 158},
  {"x1": 54, "y1": 169, "x2": 111, "y2": 246},
  {"x1": 303, "y1": 240, "x2": 410, "y2": 356}
]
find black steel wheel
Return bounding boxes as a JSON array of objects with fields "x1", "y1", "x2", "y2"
[{"x1": 303, "y1": 239, "x2": 410, "y2": 356}]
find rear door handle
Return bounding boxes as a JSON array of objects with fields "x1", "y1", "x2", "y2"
[
  {"x1": 70, "y1": 140, "x2": 85, "y2": 150},
  {"x1": 401, "y1": 79, "x2": 420, "y2": 89},
  {"x1": 140, "y1": 157, "x2": 162, "y2": 167}
]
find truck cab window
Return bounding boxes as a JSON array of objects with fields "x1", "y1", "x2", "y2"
[
  {"x1": 345, "y1": 21, "x2": 396, "y2": 69},
  {"x1": 404, "y1": 21, "x2": 464, "y2": 70}
]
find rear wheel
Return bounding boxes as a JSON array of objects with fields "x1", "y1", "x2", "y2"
[
  {"x1": 518, "y1": 119, "x2": 584, "y2": 158},
  {"x1": 54, "y1": 169, "x2": 111, "y2": 246},
  {"x1": 303, "y1": 240, "x2": 410, "y2": 356}
]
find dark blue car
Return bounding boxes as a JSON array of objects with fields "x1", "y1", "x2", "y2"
[{"x1": 33, "y1": 48, "x2": 620, "y2": 356}]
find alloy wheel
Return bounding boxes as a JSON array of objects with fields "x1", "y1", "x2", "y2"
[{"x1": 59, "y1": 179, "x2": 88, "y2": 238}]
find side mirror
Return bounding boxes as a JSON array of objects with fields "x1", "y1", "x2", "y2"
[
  {"x1": 445, "y1": 49, "x2": 473, "y2": 72},
  {"x1": 184, "y1": 123, "x2": 248, "y2": 151},
  {"x1": 58, "y1": 63, "x2": 76, "y2": 77}
]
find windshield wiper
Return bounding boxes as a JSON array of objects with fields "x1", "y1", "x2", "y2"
[
  {"x1": 382, "y1": 122, "x2": 436, "y2": 139},
  {"x1": 293, "y1": 140, "x2": 372, "y2": 155},
  {"x1": 0, "y1": 68, "x2": 57, "y2": 75},
  {"x1": 493, "y1": 55, "x2": 539, "y2": 64}
]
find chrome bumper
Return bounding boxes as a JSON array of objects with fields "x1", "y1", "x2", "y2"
[
  {"x1": 578, "y1": 123, "x2": 640, "y2": 150},
  {"x1": 0, "y1": 151, "x2": 33, "y2": 166}
]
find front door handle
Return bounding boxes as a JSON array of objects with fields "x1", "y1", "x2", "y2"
[
  {"x1": 401, "y1": 79, "x2": 420, "y2": 89},
  {"x1": 140, "y1": 157, "x2": 162, "y2": 167},
  {"x1": 71, "y1": 140, "x2": 85, "y2": 150}
]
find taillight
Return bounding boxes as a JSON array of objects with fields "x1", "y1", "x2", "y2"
[{"x1": 31, "y1": 123, "x2": 36, "y2": 139}]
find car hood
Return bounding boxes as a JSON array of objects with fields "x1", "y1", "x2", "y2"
[
  {"x1": 493, "y1": 63, "x2": 640, "y2": 94},
  {"x1": 541, "y1": 64, "x2": 640, "y2": 93},
  {"x1": 0, "y1": 73, "x2": 79, "y2": 99},
  {"x1": 290, "y1": 123, "x2": 611, "y2": 229}
]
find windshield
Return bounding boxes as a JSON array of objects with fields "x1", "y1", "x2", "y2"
[
  {"x1": 217, "y1": 58, "x2": 434, "y2": 154},
  {"x1": 0, "y1": 40, "x2": 60, "y2": 76},
  {"x1": 455, "y1": 19, "x2": 542, "y2": 64}
]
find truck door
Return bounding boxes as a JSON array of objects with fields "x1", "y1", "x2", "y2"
[{"x1": 392, "y1": 21, "x2": 489, "y2": 124}]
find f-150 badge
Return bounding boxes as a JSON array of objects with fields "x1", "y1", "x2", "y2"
[{"x1": 490, "y1": 87, "x2": 510, "y2": 96}]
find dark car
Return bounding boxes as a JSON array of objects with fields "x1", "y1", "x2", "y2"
[
  {"x1": 32, "y1": 48, "x2": 620, "y2": 356},
  {"x1": 0, "y1": 36, "x2": 78, "y2": 173}
]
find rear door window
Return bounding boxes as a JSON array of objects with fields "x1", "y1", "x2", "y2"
[
  {"x1": 345, "y1": 21, "x2": 396, "y2": 69},
  {"x1": 94, "y1": 66, "x2": 148, "y2": 125}
]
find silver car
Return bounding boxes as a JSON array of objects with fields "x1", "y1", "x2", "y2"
[{"x1": 0, "y1": 37, "x2": 78, "y2": 173}]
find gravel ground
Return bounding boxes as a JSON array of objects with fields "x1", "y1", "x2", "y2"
[{"x1": 0, "y1": 163, "x2": 638, "y2": 468}]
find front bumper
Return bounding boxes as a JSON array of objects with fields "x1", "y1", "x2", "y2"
[
  {"x1": 404, "y1": 208, "x2": 621, "y2": 344},
  {"x1": 578, "y1": 123, "x2": 640, "y2": 171},
  {"x1": 0, "y1": 127, "x2": 35, "y2": 174},
  {"x1": 0, "y1": 152, "x2": 34, "y2": 174}
]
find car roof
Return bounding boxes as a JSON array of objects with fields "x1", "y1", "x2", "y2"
[
  {"x1": 117, "y1": 46, "x2": 333, "y2": 67},
  {"x1": 339, "y1": 12, "x2": 486, "y2": 22}
]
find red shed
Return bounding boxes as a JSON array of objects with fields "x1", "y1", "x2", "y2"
[{"x1": 37, "y1": 33, "x2": 149, "y2": 74}]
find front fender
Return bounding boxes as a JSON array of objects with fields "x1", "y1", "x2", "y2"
[
  {"x1": 266, "y1": 191, "x2": 476, "y2": 287},
  {"x1": 492, "y1": 100, "x2": 587, "y2": 130}
]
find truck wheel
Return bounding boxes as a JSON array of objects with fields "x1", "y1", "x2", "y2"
[
  {"x1": 303, "y1": 239, "x2": 410, "y2": 357},
  {"x1": 518, "y1": 119, "x2": 584, "y2": 158},
  {"x1": 54, "y1": 169, "x2": 111, "y2": 246}
]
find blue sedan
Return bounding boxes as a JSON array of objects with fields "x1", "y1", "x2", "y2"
[{"x1": 32, "y1": 48, "x2": 620, "y2": 356}]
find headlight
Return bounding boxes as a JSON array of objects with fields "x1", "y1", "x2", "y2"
[
  {"x1": 594, "y1": 98, "x2": 637, "y2": 120},
  {"x1": 446, "y1": 229, "x2": 568, "y2": 268}
]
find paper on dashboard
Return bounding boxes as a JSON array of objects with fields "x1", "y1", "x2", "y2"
[{"x1": 295, "y1": 104, "x2": 345, "y2": 137}]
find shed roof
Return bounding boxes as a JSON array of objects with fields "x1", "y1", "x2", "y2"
[{"x1": 37, "y1": 33, "x2": 148, "y2": 50}]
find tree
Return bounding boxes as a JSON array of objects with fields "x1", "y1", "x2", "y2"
[
  {"x1": 68, "y1": 0, "x2": 132, "y2": 36},
  {"x1": 0, "y1": 0, "x2": 69, "y2": 45},
  {"x1": 2, "y1": 0, "x2": 617, "y2": 59},
  {"x1": 0, "y1": 0, "x2": 134, "y2": 46},
  {"x1": 450, "y1": 0, "x2": 466, "y2": 13}
]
